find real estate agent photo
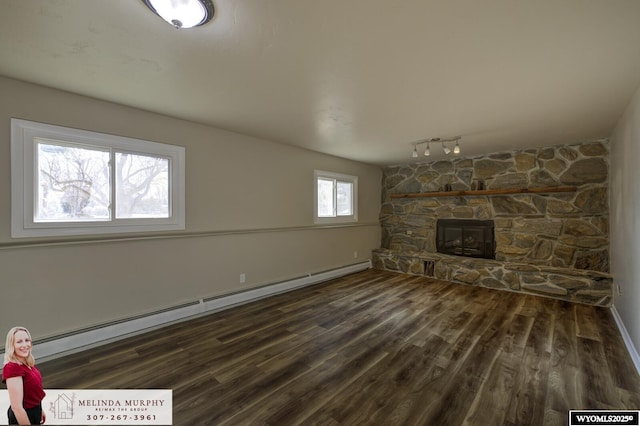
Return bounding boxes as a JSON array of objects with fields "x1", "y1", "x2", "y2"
[{"x1": 2, "y1": 327, "x2": 46, "y2": 425}]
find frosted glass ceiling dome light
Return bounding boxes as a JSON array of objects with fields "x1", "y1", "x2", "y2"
[{"x1": 143, "y1": 0, "x2": 215, "y2": 29}]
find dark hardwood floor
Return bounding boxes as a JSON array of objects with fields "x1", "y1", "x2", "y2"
[{"x1": 38, "y1": 269, "x2": 640, "y2": 425}]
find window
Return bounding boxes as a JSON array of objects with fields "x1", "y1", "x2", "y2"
[
  {"x1": 314, "y1": 170, "x2": 358, "y2": 224},
  {"x1": 11, "y1": 118, "x2": 185, "y2": 238}
]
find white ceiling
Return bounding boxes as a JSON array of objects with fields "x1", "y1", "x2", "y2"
[{"x1": 2, "y1": 0, "x2": 640, "y2": 165}]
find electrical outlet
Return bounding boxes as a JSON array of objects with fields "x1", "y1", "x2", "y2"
[
  {"x1": 353, "y1": 251, "x2": 358, "y2": 258},
  {"x1": 240, "y1": 273, "x2": 246, "y2": 283},
  {"x1": 617, "y1": 283, "x2": 622, "y2": 296}
]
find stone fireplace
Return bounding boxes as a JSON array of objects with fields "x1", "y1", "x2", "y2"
[{"x1": 372, "y1": 141, "x2": 613, "y2": 306}]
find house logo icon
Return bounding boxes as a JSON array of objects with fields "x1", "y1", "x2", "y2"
[{"x1": 51, "y1": 392, "x2": 75, "y2": 420}]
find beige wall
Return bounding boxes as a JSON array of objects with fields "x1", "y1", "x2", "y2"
[
  {"x1": 610, "y1": 82, "x2": 640, "y2": 357},
  {"x1": 0, "y1": 76, "x2": 381, "y2": 339}
]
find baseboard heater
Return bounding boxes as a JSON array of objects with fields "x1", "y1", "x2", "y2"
[
  {"x1": 611, "y1": 305, "x2": 640, "y2": 376},
  {"x1": 30, "y1": 260, "x2": 372, "y2": 361}
]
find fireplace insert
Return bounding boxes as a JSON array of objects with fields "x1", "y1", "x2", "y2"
[{"x1": 436, "y1": 219, "x2": 495, "y2": 259}]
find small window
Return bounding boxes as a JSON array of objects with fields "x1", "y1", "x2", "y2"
[
  {"x1": 11, "y1": 118, "x2": 185, "y2": 238},
  {"x1": 314, "y1": 170, "x2": 358, "y2": 224}
]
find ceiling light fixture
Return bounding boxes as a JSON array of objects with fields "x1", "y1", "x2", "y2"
[
  {"x1": 142, "y1": 0, "x2": 215, "y2": 29},
  {"x1": 410, "y1": 136, "x2": 461, "y2": 159}
]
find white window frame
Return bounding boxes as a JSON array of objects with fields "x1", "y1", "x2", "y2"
[
  {"x1": 314, "y1": 170, "x2": 358, "y2": 224},
  {"x1": 11, "y1": 118, "x2": 186, "y2": 238}
]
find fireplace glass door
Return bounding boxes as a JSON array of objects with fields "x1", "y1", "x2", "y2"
[{"x1": 436, "y1": 219, "x2": 495, "y2": 259}]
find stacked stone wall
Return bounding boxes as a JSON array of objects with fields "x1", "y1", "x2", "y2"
[{"x1": 376, "y1": 141, "x2": 611, "y2": 305}]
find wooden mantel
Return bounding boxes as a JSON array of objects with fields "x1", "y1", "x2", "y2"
[{"x1": 389, "y1": 186, "x2": 577, "y2": 199}]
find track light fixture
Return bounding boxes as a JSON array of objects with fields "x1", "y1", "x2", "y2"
[{"x1": 411, "y1": 136, "x2": 461, "y2": 159}]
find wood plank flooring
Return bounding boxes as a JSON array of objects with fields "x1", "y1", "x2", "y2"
[{"x1": 38, "y1": 269, "x2": 640, "y2": 425}]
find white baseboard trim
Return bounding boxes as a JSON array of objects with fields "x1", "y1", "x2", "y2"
[
  {"x1": 34, "y1": 260, "x2": 371, "y2": 361},
  {"x1": 611, "y1": 305, "x2": 640, "y2": 375}
]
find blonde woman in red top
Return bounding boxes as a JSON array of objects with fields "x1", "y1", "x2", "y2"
[{"x1": 2, "y1": 327, "x2": 46, "y2": 425}]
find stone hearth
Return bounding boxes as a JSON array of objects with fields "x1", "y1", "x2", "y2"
[{"x1": 374, "y1": 141, "x2": 612, "y2": 306}]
